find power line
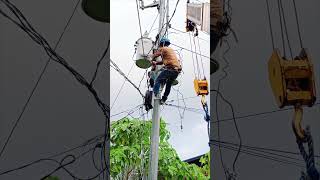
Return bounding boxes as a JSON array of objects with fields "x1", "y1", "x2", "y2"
[
  {"x1": 110, "y1": 52, "x2": 136, "y2": 110},
  {"x1": 166, "y1": 95, "x2": 198, "y2": 103},
  {"x1": 145, "y1": 0, "x2": 181, "y2": 56},
  {"x1": 0, "y1": 0, "x2": 111, "y2": 176},
  {"x1": 170, "y1": 26, "x2": 209, "y2": 42},
  {"x1": 210, "y1": 140, "x2": 305, "y2": 168},
  {"x1": 135, "y1": 0, "x2": 146, "y2": 55},
  {"x1": 110, "y1": 59, "x2": 144, "y2": 98},
  {"x1": 0, "y1": 134, "x2": 104, "y2": 176},
  {"x1": 213, "y1": 38, "x2": 236, "y2": 179},
  {"x1": 164, "y1": 103, "x2": 204, "y2": 114},
  {"x1": 171, "y1": 43, "x2": 211, "y2": 60},
  {"x1": 0, "y1": 0, "x2": 81, "y2": 159},
  {"x1": 39, "y1": 146, "x2": 107, "y2": 180},
  {"x1": 213, "y1": 139, "x2": 320, "y2": 159},
  {"x1": 110, "y1": 104, "x2": 143, "y2": 118},
  {"x1": 148, "y1": 13, "x2": 159, "y2": 34},
  {"x1": 211, "y1": 101, "x2": 320, "y2": 124},
  {"x1": 90, "y1": 41, "x2": 110, "y2": 85}
]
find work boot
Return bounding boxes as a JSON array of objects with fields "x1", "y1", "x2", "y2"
[{"x1": 160, "y1": 96, "x2": 167, "y2": 105}]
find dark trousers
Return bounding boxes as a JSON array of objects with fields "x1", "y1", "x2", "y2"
[{"x1": 153, "y1": 69, "x2": 179, "y2": 100}]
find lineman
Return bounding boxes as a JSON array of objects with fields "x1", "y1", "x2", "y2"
[{"x1": 151, "y1": 37, "x2": 182, "y2": 104}]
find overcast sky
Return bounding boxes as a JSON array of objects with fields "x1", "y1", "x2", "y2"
[{"x1": 110, "y1": 0, "x2": 211, "y2": 161}]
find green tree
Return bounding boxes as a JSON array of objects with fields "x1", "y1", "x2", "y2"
[
  {"x1": 110, "y1": 117, "x2": 209, "y2": 179},
  {"x1": 44, "y1": 176, "x2": 60, "y2": 180},
  {"x1": 199, "y1": 153, "x2": 210, "y2": 177}
]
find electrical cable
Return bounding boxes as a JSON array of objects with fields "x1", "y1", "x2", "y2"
[
  {"x1": 90, "y1": 40, "x2": 110, "y2": 85},
  {"x1": 145, "y1": 0, "x2": 181, "y2": 56},
  {"x1": 170, "y1": 43, "x2": 212, "y2": 60},
  {"x1": 0, "y1": 1, "x2": 111, "y2": 176},
  {"x1": 212, "y1": 89, "x2": 243, "y2": 173},
  {"x1": 148, "y1": 13, "x2": 159, "y2": 34},
  {"x1": 210, "y1": 141, "x2": 305, "y2": 168},
  {"x1": 111, "y1": 104, "x2": 143, "y2": 118},
  {"x1": 212, "y1": 102, "x2": 320, "y2": 124},
  {"x1": 0, "y1": 135, "x2": 104, "y2": 176},
  {"x1": 110, "y1": 59, "x2": 144, "y2": 98},
  {"x1": 0, "y1": 0, "x2": 81, "y2": 160},
  {"x1": 212, "y1": 139, "x2": 320, "y2": 160},
  {"x1": 110, "y1": 52, "x2": 136, "y2": 110},
  {"x1": 135, "y1": 0, "x2": 146, "y2": 55}
]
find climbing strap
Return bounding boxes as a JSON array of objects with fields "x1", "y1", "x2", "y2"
[
  {"x1": 201, "y1": 96, "x2": 210, "y2": 122},
  {"x1": 297, "y1": 127, "x2": 319, "y2": 180}
]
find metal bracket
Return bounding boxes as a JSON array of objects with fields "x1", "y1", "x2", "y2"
[{"x1": 140, "y1": 0, "x2": 159, "y2": 10}]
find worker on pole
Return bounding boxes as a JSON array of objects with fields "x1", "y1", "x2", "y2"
[{"x1": 151, "y1": 37, "x2": 182, "y2": 104}]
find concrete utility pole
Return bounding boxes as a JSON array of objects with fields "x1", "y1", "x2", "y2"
[{"x1": 149, "y1": 0, "x2": 167, "y2": 179}]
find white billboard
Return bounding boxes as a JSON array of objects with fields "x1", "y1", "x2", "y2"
[{"x1": 186, "y1": 2, "x2": 210, "y2": 34}]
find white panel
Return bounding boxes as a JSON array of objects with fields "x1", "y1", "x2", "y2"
[
  {"x1": 201, "y1": 2, "x2": 210, "y2": 34},
  {"x1": 186, "y1": 3, "x2": 202, "y2": 25}
]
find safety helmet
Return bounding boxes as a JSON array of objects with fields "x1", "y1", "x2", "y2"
[{"x1": 159, "y1": 37, "x2": 170, "y2": 46}]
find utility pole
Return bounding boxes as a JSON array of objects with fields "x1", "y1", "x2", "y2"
[{"x1": 149, "y1": 0, "x2": 167, "y2": 179}]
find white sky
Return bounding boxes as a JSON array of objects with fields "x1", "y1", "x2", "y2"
[{"x1": 110, "y1": 0, "x2": 210, "y2": 160}]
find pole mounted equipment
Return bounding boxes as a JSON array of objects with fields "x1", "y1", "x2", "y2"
[
  {"x1": 82, "y1": 0, "x2": 109, "y2": 23},
  {"x1": 135, "y1": 32, "x2": 154, "y2": 69}
]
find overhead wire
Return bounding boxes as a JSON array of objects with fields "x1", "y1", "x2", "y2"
[
  {"x1": 213, "y1": 39, "x2": 231, "y2": 179},
  {"x1": 110, "y1": 59, "x2": 144, "y2": 98},
  {"x1": 164, "y1": 103, "x2": 203, "y2": 114},
  {"x1": 110, "y1": 104, "x2": 143, "y2": 118},
  {"x1": 172, "y1": 83, "x2": 186, "y2": 130},
  {"x1": 138, "y1": 70, "x2": 148, "y2": 90},
  {"x1": 110, "y1": 51, "x2": 136, "y2": 110},
  {"x1": 213, "y1": 139, "x2": 320, "y2": 160},
  {"x1": 0, "y1": 0, "x2": 111, "y2": 176},
  {"x1": 144, "y1": 0, "x2": 181, "y2": 57},
  {"x1": 90, "y1": 41, "x2": 110, "y2": 86},
  {"x1": 0, "y1": 0, "x2": 81, "y2": 160},
  {"x1": 170, "y1": 26, "x2": 210, "y2": 43},
  {"x1": 148, "y1": 12, "x2": 159, "y2": 34},
  {"x1": 210, "y1": 140, "x2": 306, "y2": 168},
  {"x1": 0, "y1": 134, "x2": 104, "y2": 176},
  {"x1": 135, "y1": 0, "x2": 146, "y2": 55},
  {"x1": 170, "y1": 43, "x2": 212, "y2": 60},
  {"x1": 212, "y1": 102, "x2": 320, "y2": 124}
]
